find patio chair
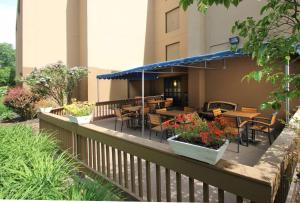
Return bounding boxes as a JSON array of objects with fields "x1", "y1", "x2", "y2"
[
  {"x1": 148, "y1": 114, "x2": 170, "y2": 142},
  {"x1": 147, "y1": 99, "x2": 157, "y2": 113},
  {"x1": 139, "y1": 106, "x2": 150, "y2": 128},
  {"x1": 184, "y1": 107, "x2": 195, "y2": 113},
  {"x1": 164, "y1": 100, "x2": 173, "y2": 109},
  {"x1": 213, "y1": 108, "x2": 222, "y2": 117},
  {"x1": 191, "y1": 112, "x2": 202, "y2": 124},
  {"x1": 222, "y1": 116, "x2": 249, "y2": 153},
  {"x1": 250, "y1": 112, "x2": 278, "y2": 145},
  {"x1": 114, "y1": 108, "x2": 133, "y2": 132}
]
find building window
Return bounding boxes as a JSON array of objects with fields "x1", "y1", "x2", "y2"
[
  {"x1": 165, "y1": 7, "x2": 179, "y2": 33},
  {"x1": 166, "y1": 42, "x2": 180, "y2": 61}
]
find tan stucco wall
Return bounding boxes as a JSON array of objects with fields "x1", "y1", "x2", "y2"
[
  {"x1": 153, "y1": 0, "x2": 188, "y2": 62},
  {"x1": 21, "y1": 0, "x2": 68, "y2": 68},
  {"x1": 87, "y1": 68, "x2": 128, "y2": 102},
  {"x1": 206, "y1": 0, "x2": 265, "y2": 52},
  {"x1": 188, "y1": 69, "x2": 206, "y2": 108},
  {"x1": 204, "y1": 57, "x2": 280, "y2": 116},
  {"x1": 86, "y1": 0, "x2": 150, "y2": 70}
]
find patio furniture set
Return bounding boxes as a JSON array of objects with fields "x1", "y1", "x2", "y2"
[{"x1": 114, "y1": 98, "x2": 278, "y2": 153}]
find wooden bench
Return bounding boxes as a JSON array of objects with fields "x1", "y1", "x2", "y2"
[{"x1": 199, "y1": 101, "x2": 238, "y2": 120}]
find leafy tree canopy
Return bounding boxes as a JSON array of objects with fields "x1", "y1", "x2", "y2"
[
  {"x1": 25, "y1": 62, "x2": 88, "y2": 106},
  {"x1": 0, "y1": 43, "x2": 15, "y2": 68},
  {"x1": 180, "y1": 0, "x2": 300, "y2": 110}
]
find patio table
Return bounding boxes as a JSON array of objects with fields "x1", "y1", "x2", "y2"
[
  {"x1": 147, "y1": 100, "x2": 166, "y2": 108},
  {"x1": 122, "y1": 105, "x2": 142, "y2": 112},
  {"x1": 158, "y1": 110, "x2": 187, "y2": 118},
  {"x1": 222, "y1": 111, "x2": 260, "y2": 119},
  {"x1": 223, "y1": 111, "x2": 261, "y2": 145}
]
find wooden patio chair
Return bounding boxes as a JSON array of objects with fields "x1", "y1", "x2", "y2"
[
  {"x1": 250, "y1": 112, "x2": 278, "y2": 145},
  {"x1": 213, "y1": 108, "x2": 222, "y2": 117},
  {"x1": 148, "y1": 114, "x2": 170, "y2": 142},
  {"x1": 222, "y1": 116, "x2": 249, "y2": 153},
  {"x1": 184, "y1": 107, "x2": 195, "y2": 113},
  {"x1": 139, "y1": 106, "x2": 150, "y2": 128},
  {"x1": 164, "y1": 100, "x2": 173, "y2": 109},
  {"x1": 114, "y1": 108, "x2": 133, "y2": 132}
]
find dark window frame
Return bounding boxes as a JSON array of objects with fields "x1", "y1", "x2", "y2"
[
  {"x1": 165, "y1": 6, "x2": 180, "y2": 33},
  {"x1": 165, "y1": 42, "x2": 180, "y2": 61}
]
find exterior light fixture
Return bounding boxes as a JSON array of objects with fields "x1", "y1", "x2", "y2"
[
  {"x1": 173, "y1": 80, "x2": 177, "y2": 87},
  {"x1": 229, "y1": 36, "x2": 239, "y2": 45}
]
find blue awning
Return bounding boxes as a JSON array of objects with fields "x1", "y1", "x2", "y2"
[{"x1": 97, "y1": 49, "x2": 245, "y2": 80}]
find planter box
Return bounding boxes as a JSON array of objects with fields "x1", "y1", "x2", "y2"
[
  {"x1": 38, "y1": 107, "x2": 53, "y2": 113},
  {"x1": 68, "y1": 115, "x2": 92, "y2": 125},
  {"x1": 167, "y1": 135, "x2": 229, "y2": 165}
]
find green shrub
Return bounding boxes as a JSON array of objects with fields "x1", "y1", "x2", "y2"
[
  {"x1": 0, "y1": 86, "x2": 8, "y2": 96},
  {"x1": 0, "y1": 67, "x2": 15, "y2": 86},
  {"x1": 69, "y1": 177, "x2": 123, "y2": 201},
  {"x1": 0, "y1": 125, "x2": 123, "y2": 200},
  {"x1": 25, "y1": 62, "x2": 88, "y2": 106},
  {"x1": 0, "y1": 96, "x2": 14, "y2": 121}
]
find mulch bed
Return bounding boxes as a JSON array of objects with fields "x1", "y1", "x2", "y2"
[{"x1": 0, "y1": 118, "x2": 39, "y2": 131}]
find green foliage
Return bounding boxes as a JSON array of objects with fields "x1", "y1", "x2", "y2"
[
  {"x1": 64, "y1": 100, "x2": 94, "y2": 116},
  {"x1": 0, "y1": 125, "x2": 123, "y2": 200},
  {"x1": 0, "y1": 43, "x2": 15, "y2": 68},
  {"x1": 0, "y1": 96, "x2": 14, "y2": 121},
  {"x1": 0, "y1": 67, "x2": 16, "y2": 86},
  {"x1": 0, "y1": 86, "x2": 8, "y2": 97},
  {"x1": 0, "y1": 125, "x2": 74, "y2": 199},
  {"x1": 69, "y1": 177, "x2": 123, "y2": 201},
  {"x1": 180, "y1": 0, "x2": 241, "y2": 12},
  {"x1": 180, "y1": 0, "x2": 300, "y2": 110},
  {"x1": 25, "y1": 62, "x2": 88, "y2": 106}
]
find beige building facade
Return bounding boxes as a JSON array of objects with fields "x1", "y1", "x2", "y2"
[{"x1": 16, "y1": 0, "x2": 297, "y2": 116}]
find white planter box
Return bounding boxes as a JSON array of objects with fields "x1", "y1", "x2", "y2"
[
  {"x1": 68, "y1": 115, "x2": 92, "y2": 125},
  {"x1": 167, "y1": 135, "x2": 229, "y2": 165},
  {"x1": 38, "y1": 107, "x2": 53, "y2": 113}
]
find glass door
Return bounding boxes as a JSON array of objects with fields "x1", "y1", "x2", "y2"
[{"x1": 164, "y1": 76, "x2": 187, "y2": 107}]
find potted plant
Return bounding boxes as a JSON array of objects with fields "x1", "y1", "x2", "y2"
[
  {"x1": 35, "y1": 99, "x2": 56, "y2": 113},
  {"x1": 64, "y1": 99, "x2": 94, "y2": 124},
  {"x1": 165, "y1": 114, "x2": 234, "y2": 165}
]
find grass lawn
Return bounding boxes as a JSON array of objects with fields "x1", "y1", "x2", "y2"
[{"x1": 0, "y1": 124, "x2": 124, "y2": 200}]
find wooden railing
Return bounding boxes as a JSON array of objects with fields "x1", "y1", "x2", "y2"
[
  {"x1": 39, "y1": 108, "x2": 300, "y2": 202},
  {"x1": 50, "y1": 95, "x2": 162, "y2": 120}
]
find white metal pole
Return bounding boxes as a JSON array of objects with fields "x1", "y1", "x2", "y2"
[
  {"x1": 97, "y1": 79, "x2": 100, "y2": 102},
  {"x1": 142, "y1": 70, "x2": 145, "y2": 137},
  {"x1": 285, "y1": 62, "x2": 290, "y2": 122}
]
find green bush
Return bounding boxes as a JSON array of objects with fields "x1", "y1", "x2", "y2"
[
  {"x1": 0, "y1": 125, "x2": 123, "y2": 200},
  {"x1": 0, "y1": 67, "x2": 15, "y2": 86},
  {"x1": 0, "y1": 86, "x2": 8, "y2": 96},
  {"x1": 0, "y1": 96, "x2": 14, "y2": 121}
]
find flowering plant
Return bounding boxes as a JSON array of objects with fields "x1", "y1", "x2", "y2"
[
  {"x1": 35, "y1": 99, "x2": 56, "y2": 108},
  {"x1": 64, "y1": 99, "x2": 94, "y2": 117},
  {"x1": 164, "y1": 113, "x2": 235, "y2": 149}
]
